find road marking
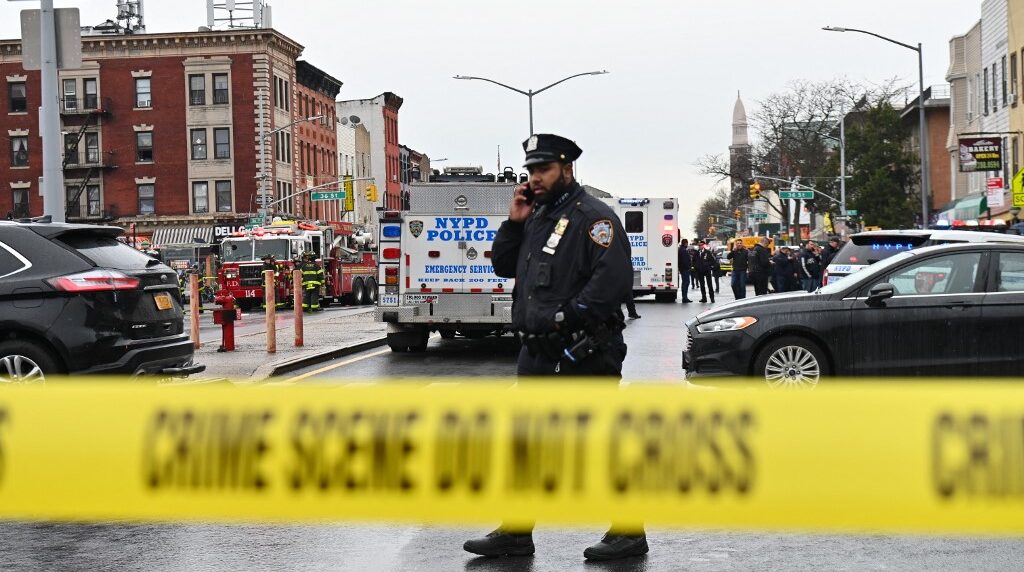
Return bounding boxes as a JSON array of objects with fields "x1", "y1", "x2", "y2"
[{"x1": 274, "y1": 348, "x2": 392, "y2": 385}]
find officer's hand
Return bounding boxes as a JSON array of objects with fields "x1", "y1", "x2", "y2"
[{"x1": 509, "y1": 184, "x2": 533, "y2": 223}]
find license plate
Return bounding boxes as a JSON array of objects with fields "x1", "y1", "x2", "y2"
[{"x1": 154, "y1": 292, "x2": 173, "y2": 311}]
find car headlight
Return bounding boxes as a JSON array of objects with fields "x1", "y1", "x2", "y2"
[{"x1": 696, "y1": 316, "x2": 758, "y2": 333}]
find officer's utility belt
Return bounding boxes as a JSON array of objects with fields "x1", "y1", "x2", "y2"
[{"x1": 519, "y1": 316, "x2": 624, "y2": 363}]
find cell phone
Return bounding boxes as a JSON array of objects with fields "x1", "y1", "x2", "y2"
[{"x1": 521, "y1": 184, "x2": 535, "y2": 205}]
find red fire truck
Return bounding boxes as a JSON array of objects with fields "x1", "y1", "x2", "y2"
[{"x1": 217, "y1": 220, "x2": 377, "y2": 311}]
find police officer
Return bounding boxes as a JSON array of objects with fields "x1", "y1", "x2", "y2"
[
  {"x1": 300, "y1": 252, "x2": 325, "y2": 312},
  {"x1": 463, "y1": 134, "x2": 647, "y2": 561}
]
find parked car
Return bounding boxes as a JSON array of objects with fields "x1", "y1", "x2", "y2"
[
  {"x1": 0, "y1": 219, "x2": 205, "y2": 382},
  {"x1": 822, "y1": 228, "x2": 1024, "y2": 285},
  {"x1": 683, "y1": 242, "x2": 1024, "y2": 386}
]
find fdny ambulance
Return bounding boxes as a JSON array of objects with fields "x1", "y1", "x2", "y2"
[
  {"x1": 376, "y1": 177, "x2": 517, "y2": 352},
  {"x1": 601, "y1": 197, "x2": 680, "y2": 302}
]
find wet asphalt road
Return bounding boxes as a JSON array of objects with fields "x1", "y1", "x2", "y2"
[{"x1": 9, "y1": 288, "x2": 1024, "y2": 570}]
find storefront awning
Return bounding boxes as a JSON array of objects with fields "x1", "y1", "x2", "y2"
[
  {"x1": 151, "y1": 226, "x2": 214, "y2": 247},
  {"x1": 937, "y1": 194, "x2": 988, "y2": 221}
]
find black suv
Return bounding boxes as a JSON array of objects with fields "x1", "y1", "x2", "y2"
[{"x1": 0, "y1": 220, "x2": 204, "y2": 382}]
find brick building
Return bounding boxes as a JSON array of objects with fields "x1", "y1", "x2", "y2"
[
  {"x1": 293, "y1": 60, "x2": 341, "y2": 223},
  {"x1": 336, "y1": 92, "x2": 403, "y2": 211},
  {"x1": 0, "y1": 28, "x2": 342, "y2": 248}
]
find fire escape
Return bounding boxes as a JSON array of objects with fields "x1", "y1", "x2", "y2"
[{"x1": 61, "y1": 95, "x2": 116, "y2": 221}]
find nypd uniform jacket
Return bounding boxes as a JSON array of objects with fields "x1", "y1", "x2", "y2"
[{"x1": 492, "y1": 182, "x2": 632, "y2": 336}]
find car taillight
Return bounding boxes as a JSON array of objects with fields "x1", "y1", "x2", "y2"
[
  {"x1": 821, "y1": 269, "x2": 829, "y2": 284},
  {"x1": 384, "y1": 266, "x2": 399, "y2": 285},
  {"x1": 48, "y1": 269, "x2": 140, "y2": 292}
]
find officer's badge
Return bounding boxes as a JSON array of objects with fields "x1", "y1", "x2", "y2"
[
  {"x1": 589, "y1": 220, "x2": 614, "y2": 247},
  {"x1": 526, "y1": 135, "x2": 539, "y2": 152},
  {"x1": 409, "y1": 220, "x2": 424, "y2": 238}
]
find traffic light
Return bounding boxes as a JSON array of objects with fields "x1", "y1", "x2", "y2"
[
  {"x1": 708, "y1": 215, "x2": 716, "y2": 224},
  {"x1": 734, "y1": 209, "x2": 742, "y2": 219},
  {"x1": 749, "y1": 181, "x2": 762, "y2": 200},
  {"x1": 365, "y1": 184, "x2": 378, "y2": 202}
]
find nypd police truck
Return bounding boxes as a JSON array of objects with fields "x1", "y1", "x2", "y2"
[
  {"x1": 375, "y1": 174, "x2": 517, "y2": 352},
  {"x1": 600, "y1": 197, "x2": 680, "y2": 302}
]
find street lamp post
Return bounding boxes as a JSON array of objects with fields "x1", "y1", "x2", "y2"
[
  {"x1": 257, "y1": 106, "x2": 324, "y2": 223},
  {"x1": 453, "y1": 70, "x2": 609, "y2": 134},
  {"x1": 823, "y1": 26, "x2": 929, "y2": 228}
]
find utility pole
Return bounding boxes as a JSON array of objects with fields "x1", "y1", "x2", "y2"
[{"x1": 39, "y1": 0, "x2": 64, "y2": 222}]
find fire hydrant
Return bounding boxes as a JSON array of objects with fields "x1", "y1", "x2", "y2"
[{"x1": 212, "y1": 291, "x2": 238, "y2": 352}]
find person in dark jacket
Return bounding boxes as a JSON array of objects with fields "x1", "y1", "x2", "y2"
[
  {"x1": 693, "y1": 240, "x2": 716, "y2": 303},
  {"x1": 727, "y1": 241, "x2": 749, "y2": 299},
  {"x1": 799, "y1": 241, "x2": 822, "y2": 292},
  {"x1": 819, "y1": 236, "x2": 842, "y2": 285},
  {"x1": 474, "y1": 133, "x2": 646, "y2": 562},
  {"x1": 678, "y1": 239, "x2": 692, "y2": 303},
  {"x1": 771, "y1": 246, "x2": 794, "y2": 293},
  {"x1": 748, "y1": 238, "x2": 772, "y2": 295}
]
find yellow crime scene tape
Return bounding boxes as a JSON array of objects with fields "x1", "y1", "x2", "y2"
[{"x1": 0, "y1": 380, "x2": 1021, "y2": 534}]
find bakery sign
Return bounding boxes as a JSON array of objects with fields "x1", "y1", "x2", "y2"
[{"x1": 958, "y1": 137, "x2": 1003, "y2": 172}]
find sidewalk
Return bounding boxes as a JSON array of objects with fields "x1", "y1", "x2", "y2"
[{"x1": 189, "y1": 307, "x2": 386, "y2": 383}]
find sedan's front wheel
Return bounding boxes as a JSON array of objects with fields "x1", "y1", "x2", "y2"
[{"x1": 753, "y1": 336, "x2": 828, "y2": 388}]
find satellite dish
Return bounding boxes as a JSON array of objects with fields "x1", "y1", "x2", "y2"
[{"x1": 349, "y1": 115, "x2": 361, "y2": 125}]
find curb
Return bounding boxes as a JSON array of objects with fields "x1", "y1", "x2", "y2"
[{"x1": 262, "y1": 335, "x2": 389, "y2": 379}]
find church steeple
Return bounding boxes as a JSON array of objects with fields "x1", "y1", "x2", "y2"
[{"x1": 731, "y1": 91, "x2": 749, "y2": 148}]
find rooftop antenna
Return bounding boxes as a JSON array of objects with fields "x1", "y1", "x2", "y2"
[
  {"x1": 116, "y1": 0, "x2": 145, "y2": 34},
  {"x1": 206, "y1": 0, "x2": 272, "y2": 30}
]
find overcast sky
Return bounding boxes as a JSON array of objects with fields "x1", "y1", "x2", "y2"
[{"x1": 0, "y1": 0, "x2": 980, "y2": 227}]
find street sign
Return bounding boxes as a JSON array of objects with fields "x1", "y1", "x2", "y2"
[
  {"x1": 845, "y1": 209, "x2": 859, "y2": 216},
  {"x1": 778, "y1": 190, "x2": 814, "y2": 200},
  {"x1": 749, "y1": 212, "x2": 768, "y2": 220},
  {"x1": 311, "y1": 191, "x2": 346, "y2": 201},
  {"x1": 20, "y1": 8, "x2": 82, "y2": 71}
]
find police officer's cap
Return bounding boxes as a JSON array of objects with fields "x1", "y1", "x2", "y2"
[{"x1": 522, "y1": 134, "x2": 582, "y2": 167}]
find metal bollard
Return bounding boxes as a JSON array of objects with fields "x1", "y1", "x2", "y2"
[
  {"x1": 294, "y1": 269, "x2": 303, "y2": 347},
  {"x1": 189, "y1": 273, "x2": 200, "y2": 349},
  {"x1": 264, "y1": 269, "x2": 276, "y2": 353}
]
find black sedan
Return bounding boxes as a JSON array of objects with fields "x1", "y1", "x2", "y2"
[{"x1": 683, "y1": 242, "x2": 1024, "y2": 386}]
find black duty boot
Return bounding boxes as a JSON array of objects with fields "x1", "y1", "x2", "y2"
[
  {"x1": 583, "y1": 532, "x2": 649, "y2": 561},
  {"x1": 463, "y1": 529, "x2": 535, "y2": 557}
]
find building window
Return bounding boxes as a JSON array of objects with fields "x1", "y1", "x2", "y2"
[
  {"x1": 135, "y1": 78, "x2": 151, "y2": 108},
  {"x1": 190, "y1": 128, "x2": 207, "y2": 160},
  {"x1": 1014, "y1": 137, "x2": 1020, "y2": 178},
  {"x1": 189, "y1": 74, "x2": 205, "y2": 106},
  {"x1": 84, "y1": 132, "x2": 99, "y2": 164},
  {"x1": 65, "y1": 185, "x2": 80, "y2": 215},
  {"x1": 64, "y1": 133, "x2": 79, "y2": 165},
  {"x1": 137, "y1": 183, "x2": 155, "y2": 215},
  {"x1": 83, "y1": 78, "x2": 98, "y2": 109},
  {"x1": 10, "y1": 136, "x2": 28, "y2": 167},
  {"x1": 214, "y1": 128, "x2": 230, "y2": 159},
  {"x1": 11, "y1": 188, "x2": 29, "y2": 218},
  {"x1": 192, "y1": 181, "x2": 209, "y2": 213},
  {"x1": 984, "y1": 68, "x2": 989, "y2": 115},
  {"x1": 1013, "y1": 53, "x2": 1020, "y2": 106},
  {"x1": 1002, "y1": 56, "x2": 1008, "y2": 107},
  {"x1": 86, "y1": 185, "x2": 100, "y2": 216},
  {"x1": 136, "y1": 132, "x2": 153, "y2": 162},
  {"x1": 8, "y1": 82, "x2": 26, "y2": 113},
  {"x1": 213, "y1": 74, "x2": 229, "y2": 105},
  {"x1": 215, "y1": 180, "x2": 232, "y2": 212},
  {"x1": 993, "y1": 63, "x2": 999, "y2": 111},
  {"x1": 62, "y1": 79, "x2": 77, "y2": 111}
]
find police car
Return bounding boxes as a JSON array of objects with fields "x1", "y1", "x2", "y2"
[
  {"x1": 375, "y1": 174, "x2": 516, "y2": 352},
  {"x1": 823, "y1": 223, "x2": 1024, "y2": 285},
  {"x1": 600, "y1": 197, "x2": 680, "y2": 302}
]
